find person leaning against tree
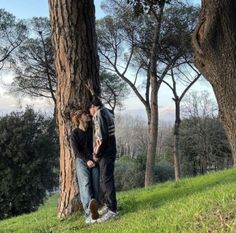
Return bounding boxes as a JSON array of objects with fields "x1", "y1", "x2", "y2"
[
  {"x1": 70, "y1": 109, "x2": 100, "y2": 225},
  {"x1": 88, "y1": 91, "x2": 118, "y2": 223}
]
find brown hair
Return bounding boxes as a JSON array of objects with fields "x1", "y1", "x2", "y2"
[{"x1": 71, "y1": 109, "x2": 85, "y2": 127}]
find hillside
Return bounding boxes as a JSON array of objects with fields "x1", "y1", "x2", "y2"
[{"x1": 1, "y1": 168, "x2": 236, "y2": 233}]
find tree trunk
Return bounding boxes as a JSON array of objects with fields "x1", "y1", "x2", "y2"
[
  {"x1": 144, "y1": 21, "x2": 160, "y2": 186},
  {"x1": 173, "y1": 101, "x2": 181, "y2": 180},
  {"x1": 145, "y1": 76, "x2": 158, "y2": 187},
  {"x1": 49, "y1": 0, "x2": 100, "y2": 218},
  {"x1": 192, "y1": 0, "x2": 236, "y2": 165},
  {"x1": 144, "y1": 4, "x2": 165, "y2": 187}
]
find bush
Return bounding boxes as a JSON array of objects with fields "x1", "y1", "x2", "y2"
[
  {"x1": 154, "y1": 160, "x2": 175, "y2": 183},
  {"x1": 0, "y1": 108, "x2": 59, "y2": 220},
  {"x1": 115, "y1": 156, "x2": 145, "y2": 191},
  {"x1": 115, "y1": 156, "x2": 175, "y2": 191}
]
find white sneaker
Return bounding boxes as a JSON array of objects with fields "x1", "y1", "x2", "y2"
[
  {"x1": 85, "y1": 215, "x2": 97, "y2": 225},
  {"x1": 97, "y1": 210, "x2": 118, "y2": 223},
  {"x1": 98, "y1": 205, "x2": 109, "y2": 216}
]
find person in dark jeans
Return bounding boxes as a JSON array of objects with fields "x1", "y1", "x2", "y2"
[
  {"x1": 70, "y1": 109, "x2": 100, "y2": 225},
  {"x1": 88, "y1": 95, "x2": 118, "y2": 223}
]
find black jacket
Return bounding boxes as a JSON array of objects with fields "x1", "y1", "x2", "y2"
[
  {"x1": 93, "y1": 106, "x2": 116, "y2": 157},
  {"x1": 70, "y1": 125, "x2": 93, "y2": 162}
]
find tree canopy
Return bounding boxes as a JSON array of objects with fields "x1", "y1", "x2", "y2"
[{"x1": 0, "y1": 9, "x2": 27, "y2": 69}]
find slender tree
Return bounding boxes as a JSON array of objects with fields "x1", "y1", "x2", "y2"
[
  {"x1": 157, "y1": 3, "x2": 200, "y2": 180},
  {"x1": 98, "y1": 0, "x2": 175, "y2": 187},
  {"x1": 192, "y1": 0, "x2": 236, "y2": 164},
  {"x1": 164, "y1": 64, "x2": 201, "y2": 180},
  {"x1": 49, "y1": 0, "x2": 100, "y2": 218},
  {"x1": 98, "y1": 0, "x2": 199, "y2": 186}
]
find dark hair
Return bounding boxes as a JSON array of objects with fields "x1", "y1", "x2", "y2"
[{"x1": 90, "y1": 95, "x2": 103, "y2": 107}]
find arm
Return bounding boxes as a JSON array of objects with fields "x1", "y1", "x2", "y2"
[
  {"x1": 93, "y1": 110, "x2": 109, "y2": 159},
  {"x1": 70, "y1": 130, "x2": 89, "y2": 163}
]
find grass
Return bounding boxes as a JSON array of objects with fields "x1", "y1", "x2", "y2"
[{"x1": 1, "y1": 168, "x2": 236, "y2": 233}]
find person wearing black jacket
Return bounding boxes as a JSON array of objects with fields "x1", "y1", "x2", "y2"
[
  {"x1": 70, "y1": 109, "x2": 100, "y2": 225},
  {"x1": 88, "y1": 95, "x2": 118, "y2": 223}
]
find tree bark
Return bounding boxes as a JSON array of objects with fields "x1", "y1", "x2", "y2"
[
  {"x1": 173, "y1": 101, "x2": 181, "y2": 180},
  {"x1": 144, "y1": 4, "x2": 165, "y2": 187},
  {"x1": 144, "y1": 23, "x2": 159, "y2": 186},
  {"x1": 168, "y1": 70, "x2": 200, "y2": 181},
  {"x1": 192, "y1": 0, "x2": 236, "y2": 164},
  {"x1": 145, "y1": 73, "x2": 158, "y2": 187},
  {"x1": 49, "y1": 0, "x2": 100, "y2": 218}
]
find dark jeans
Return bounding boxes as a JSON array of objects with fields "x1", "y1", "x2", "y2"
[
  {"x1": 76, "y1": 158, "x2": 100, "y2": 216},
  {"x1": 99, "y1": 154, "x2": 117, "y2": 212}
]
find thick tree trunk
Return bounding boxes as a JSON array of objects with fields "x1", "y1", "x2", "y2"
[
  {"x1": 49, "y1": 0, "x2": 100, "y2": 218},
  {"x1": 192, "y1": 0, "x2": 236, "y2": 165},
  {"x1": 173, "y1": 101, "x2": 181, "y2": 180}
]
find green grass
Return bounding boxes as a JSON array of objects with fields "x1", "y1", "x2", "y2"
[{"x1": 1, "y1": 168, "x2": 236, "y2": 233}]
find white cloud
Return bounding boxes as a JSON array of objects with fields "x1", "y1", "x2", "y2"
[{"x1": 0, "y1": 92, "x2": 54, "y2": 116}]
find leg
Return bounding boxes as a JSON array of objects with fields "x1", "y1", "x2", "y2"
[
  {"x1": 99, "y1": 155, "x2": 117, "y2": 212},
  {"x1": 91, "y1": 165, "x2": 100, "y2": 203},
  {"x1": 76, "y1": 158, "x2": 92, "y2": 216}
]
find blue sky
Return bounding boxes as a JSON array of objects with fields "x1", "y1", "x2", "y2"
[
  {"x1": 0, "y1": 0, "x2": 200, "y2": 19},
  {"x1": 0, "y1": 0, "x2": 49, "y2": 18},
  {"x1": 0, "y1": 0, "x2": 211, "y2": 120},
  {"x1": 0, "y1": 0, "x2": 105, "y2": 19}
]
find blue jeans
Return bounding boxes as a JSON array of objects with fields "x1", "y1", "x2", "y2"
[{"x1": 76, "y1": 158, "x2": 100, "y2": 216}]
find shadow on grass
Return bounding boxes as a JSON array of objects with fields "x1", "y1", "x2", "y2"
[{"x1": 118, "y1": 169, "x2": 236, "y2": 215}]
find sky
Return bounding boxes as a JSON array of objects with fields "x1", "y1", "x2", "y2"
[{"x1": 0, "y1": 0, "x2": 213, "y2": 121}]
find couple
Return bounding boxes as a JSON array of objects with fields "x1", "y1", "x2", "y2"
[{"x1": 71, "y1": 87, "x2": 118, "y2": 225}]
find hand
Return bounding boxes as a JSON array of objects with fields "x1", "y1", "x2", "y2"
[
  {"x1": 94, "y1": 138, "x2": 102, "y2": 154},
  {"x1": 87, "y1": 160, "x2": 95, "y2": 168}
]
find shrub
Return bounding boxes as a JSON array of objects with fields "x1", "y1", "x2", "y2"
[
  {"x1": 0, "y1": 108, "x2": 58, "y2": 220},
  {"x1": 154, "y1": 160, "x2": 175, "y2": 183},
  {"x1": 114, "y1": 156, "x2": 144, "y2": 191}
]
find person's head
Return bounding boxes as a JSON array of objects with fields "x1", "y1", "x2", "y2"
[
  {"x1": 89, "y1": 95, "x2": 103, "y2": 116},
  {"x1": 71, "y1": 109, "x2": 91, "y2": 128}
]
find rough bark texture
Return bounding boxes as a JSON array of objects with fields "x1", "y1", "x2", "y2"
[
  {"x1": 192, "y1": 0, "x2": 236, "y2": 165},
  {"x1": 49, "y1": 0, "x2": 100, "y2": 218}
]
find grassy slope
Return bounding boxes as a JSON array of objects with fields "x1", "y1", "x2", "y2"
[{"x1": 1, "y1": 168, "x2": 236, "y2": 233}]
